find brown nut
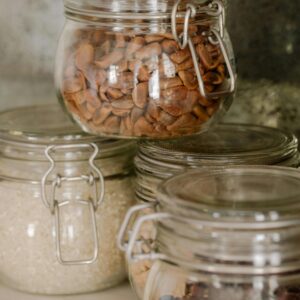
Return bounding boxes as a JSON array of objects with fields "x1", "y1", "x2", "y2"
[
  {"x1": 115, "y1": 33, "x2": 126, "y2": 48},
  {"x1": 170, "y1": 48, "x2": 190, "y2": 64},
  {"x1": 207, "y1": 103, "x2": 220, "y2": 116},
  {"x1": 92, "y1": 104, "x2": 112, "y2": 125},
  {"x1": 162, "y1": 39, "x2": 180, "y2": 54},
  {"x1": 196, "y1": 44, "x2": 220, "y2": 70},
  {"x1": 112, "y1": 99, "x2": 134, "y2": 110},
  {"x1": 77, "y1": 102, "x2": 93, "y2": 120},
  {"x1": 162, "y1": 86, "x2": 188, "y2": 102},
  {"x1": 133, "y1": 82, "x2": 149, "y2": 109},
  {"x1": 178, "y1": 71, "x2": 198, "y2": 90},
  {"x1": 160, "y1": 77, "x2": 183, "y2": 90},
  {"x1": 133, "y1": 117, "x2": 154, "y2": 136},
  {"x1": 193, "y1": 105, "x2": 210, "y2": 122},
  {"x1": 103, "y1": 115, "x2": 121, "y2": 134},
  {"x1": 135, "y1": 43, "x2": 162, "y2": 61},
  {"x1": 117, "y1": 60, "x2": 128, "y2": 72},
  {"x1": 131, "y1": 106, "x2": 144, "y2": 124},
  {"x1": 107, "y1": 87, "x2": 124, "y2": 100},
  {"x1": 138, "y1": 65, "x2": 151, "y2": 82},
  {"x1": 95, "y1": 49, "x2": 124, "y2": 69},
  {"x1": 63, "y1": 71, "x2": 86, "y2": 94},
  {"x1": 176, "y1": 58, "x2": 194, "y2": 72},
  {"x1": 126, "y1": 37, "x2": 145, "y2": 57},
  {"x1": 120, "y1": 116, "x2": 133, "y2": 135},
  {"x1": 203, "y1": 72, "x2": 224, "y2": 85},
  {"x1": 145, "y1": 35, "x2": 164, "y2": 43},
  {"x1": 158, "y1": 110, "x2": 177, "y2": 126},
  {"x1": 167, "y1": 113, "x2": 197, "y2": 132},
  {"x1": 94, "y1": 41, "x2": 111, "y2": 61},
  {"x1": 99, "y1": 83, "x2": 109, "y2": 101},
  {"x1": 147, "y1": 101, "x2": 160, "y2": 120},
  {"x1": 75, "y1": 43, "x2": 95, "y2": 71},
  {"x1": 82, "y1": 89, "x2": 101, "y2": 109}
]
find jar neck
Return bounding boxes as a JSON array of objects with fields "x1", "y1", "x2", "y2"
[
  {"x1": 155, "y1": 217, "x2": 300, "y2": 275},
  {"x1": 64, "y1": 0, "x2": 219, "y2": 25}
]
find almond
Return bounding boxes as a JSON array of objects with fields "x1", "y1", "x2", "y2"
[
  {"x1": 133, "y1": 82, "x2": 149, "y2": 109},
  {"x1": 135, "y1": 43, "x2": 162, "y2": 61},
  {"x1": 126, "y1": 37, "x2": 145, "y2": 56},
  {"x1": 75, "y1": 43, "x2": 95, "y2": 70},
  {"x1": 95, "y1": 49, "x2": 124, "y2": 69}
]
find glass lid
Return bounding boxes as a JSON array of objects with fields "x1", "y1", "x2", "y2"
[
  {"x1": 157, "y1": 166, "x2": 300, "y2": 228},
  {"x1": 0, "y1": 105, "x2": 133, "y2": 151},
  {"x1": 138, "y1": 124, "x2": 298, "y2": 166}
]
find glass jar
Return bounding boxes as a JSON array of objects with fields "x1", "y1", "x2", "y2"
[
  {"x1": 117, "y1": 124, "x2": 299, "y2": 299},
  {"x1": 127, "y1": 166, "x2": 300, "y2": 300},
  {"x1": 55, "y1": 0, "x2": 236, "y2": 139},
  {"x1": 0, "y1": 105, "x2": 136, "y2": 295}
]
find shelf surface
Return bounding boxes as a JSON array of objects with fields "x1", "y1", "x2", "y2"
[{"x1": 0, "y1": 282, "x2": 136, "y2": 300}]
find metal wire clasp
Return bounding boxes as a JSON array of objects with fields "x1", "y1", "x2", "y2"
[
  {"x1": 117, "y1": 203, "x2": 156, "y2": 252},
  {"x1": 41, "y1": 143, "x2": 105, "y2": 265},
  {"x1": 171, "y1": 0, "x2": 236, "y2": 99}
]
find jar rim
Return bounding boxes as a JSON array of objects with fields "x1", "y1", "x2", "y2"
[
  {"x1": 136, "y1": 124, "x2": 299, "y2": 175},
  {"x1": 0, "y1": 104, "x2": 135, "y2": 157},
  {"x1": 157, "y1": 166, "x2": 300, "y2": 228}
]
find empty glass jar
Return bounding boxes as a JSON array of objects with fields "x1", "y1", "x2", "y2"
[
  {"x1": 118, "y1": 124, "x2": 299, "y2": 299},
  {"x1": 127, "y1": 167, "x2": 300, "y2": 300},
  {"x1": 55, "y1": 0, "x2": 236, "y2": 138},
  {"x1": 0, "y1": 105, "x2": 135, "y2": 295}
]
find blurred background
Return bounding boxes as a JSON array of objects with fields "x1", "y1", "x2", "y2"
[{"x1": 0, "y1": 0, "x2": 299, "y2": 136}]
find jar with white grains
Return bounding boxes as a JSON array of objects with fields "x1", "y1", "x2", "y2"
[
  {"x1": 0, "y1": 105, "x2": 136, "y2": 295},
  {"x1": 118, "y1": 124, "x2": 299, "y2": 299}
]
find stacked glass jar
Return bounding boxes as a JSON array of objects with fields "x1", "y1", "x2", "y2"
[
  {"x1": 0, "y1": 105, "x2": 136, "y2": 294},
  {"x1": 118, "y1": 124, "x2": 299, "y2": 299},
  {"x1": 127, "y1": 167, "x2": 300, "y2": 300},
  {"x1": 3, "y1": 0, "x2": 300, "y2": 298}
]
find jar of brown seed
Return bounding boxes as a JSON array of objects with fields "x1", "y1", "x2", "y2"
[{"x1": 55, "y1": 0, "x2": 236, "y2": 139}]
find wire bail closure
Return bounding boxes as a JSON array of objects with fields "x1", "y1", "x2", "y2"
[
  {"x1": 41, "y1": 143, "x2": 105, "y2": 265},
  {"x1": 171, "y1": 0, "x2": 236, "y2": 99}
]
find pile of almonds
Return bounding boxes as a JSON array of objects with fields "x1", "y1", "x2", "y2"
[{"x1": 60, "y1": 27, "x2": 227, "y2": 138}]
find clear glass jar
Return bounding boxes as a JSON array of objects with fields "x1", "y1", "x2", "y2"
[
  {"x1": 127, "y1": 166, "x2": 300, "y2": 300},
  {"x1": 0, "y1": 105, "x2": 136, "y2": 295},
  {"x1": 135, "y1": 124, "x2": 299, "y2": 202},
  {"x1": 117, "y1": 124, "x2": 299, "y2": 299},
  {"x1": 55, "y1": 0, "x2": 236, "y2": 139}
]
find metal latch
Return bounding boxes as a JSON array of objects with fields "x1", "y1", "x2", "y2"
[
  {"x1": 171, "y1": 0, "x2": 236, "y2": 99},
  {"x1": 41, "y1": 143, "x2": 105, "y2": 265}
]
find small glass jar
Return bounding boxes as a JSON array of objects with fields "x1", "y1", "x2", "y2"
[
  {"x1": 55, "y1": 0, "x2": 236, "y2": 139},
  {"x1": 0, "y1": 105, "x2": 135, "y2": 295},
  {"x1": 117, "y1": 124, "x2": 299, "y2": 299},
  {"x1": 127, "y1": 166, "x2": 300, "y2": 300}
]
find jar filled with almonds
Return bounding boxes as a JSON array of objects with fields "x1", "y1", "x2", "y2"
[{"x1": 55, "y1": 0, "x2": 236, "y2": 139}]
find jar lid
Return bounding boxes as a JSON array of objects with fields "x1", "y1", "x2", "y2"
[
  {"x1": 0, "y1": 104, "x2": 134, "y2": 155},
  {"x1": 157, "y1": 166, "x2": 300, "y2": 228},
  {"x1": 137, "y1": 124, "x2": 299, "y2": 173}
]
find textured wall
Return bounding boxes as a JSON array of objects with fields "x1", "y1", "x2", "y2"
[
  {"x1": 0, "y1": 0, "x2": 64, "y2": 80},
  {"x1": 227, "y1": 0, "x2": 300, "y2": 84}
]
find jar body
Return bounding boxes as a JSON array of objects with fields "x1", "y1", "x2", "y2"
[
  {"x1": 144, "y1": 260, "x2": 300, "y2": 300},
  {"x1": 0, "y1": 171, "x2": 134, "y2": 294},
  {"x1": 55, "y1": 16, "x2": 235, "y2": 138}
]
